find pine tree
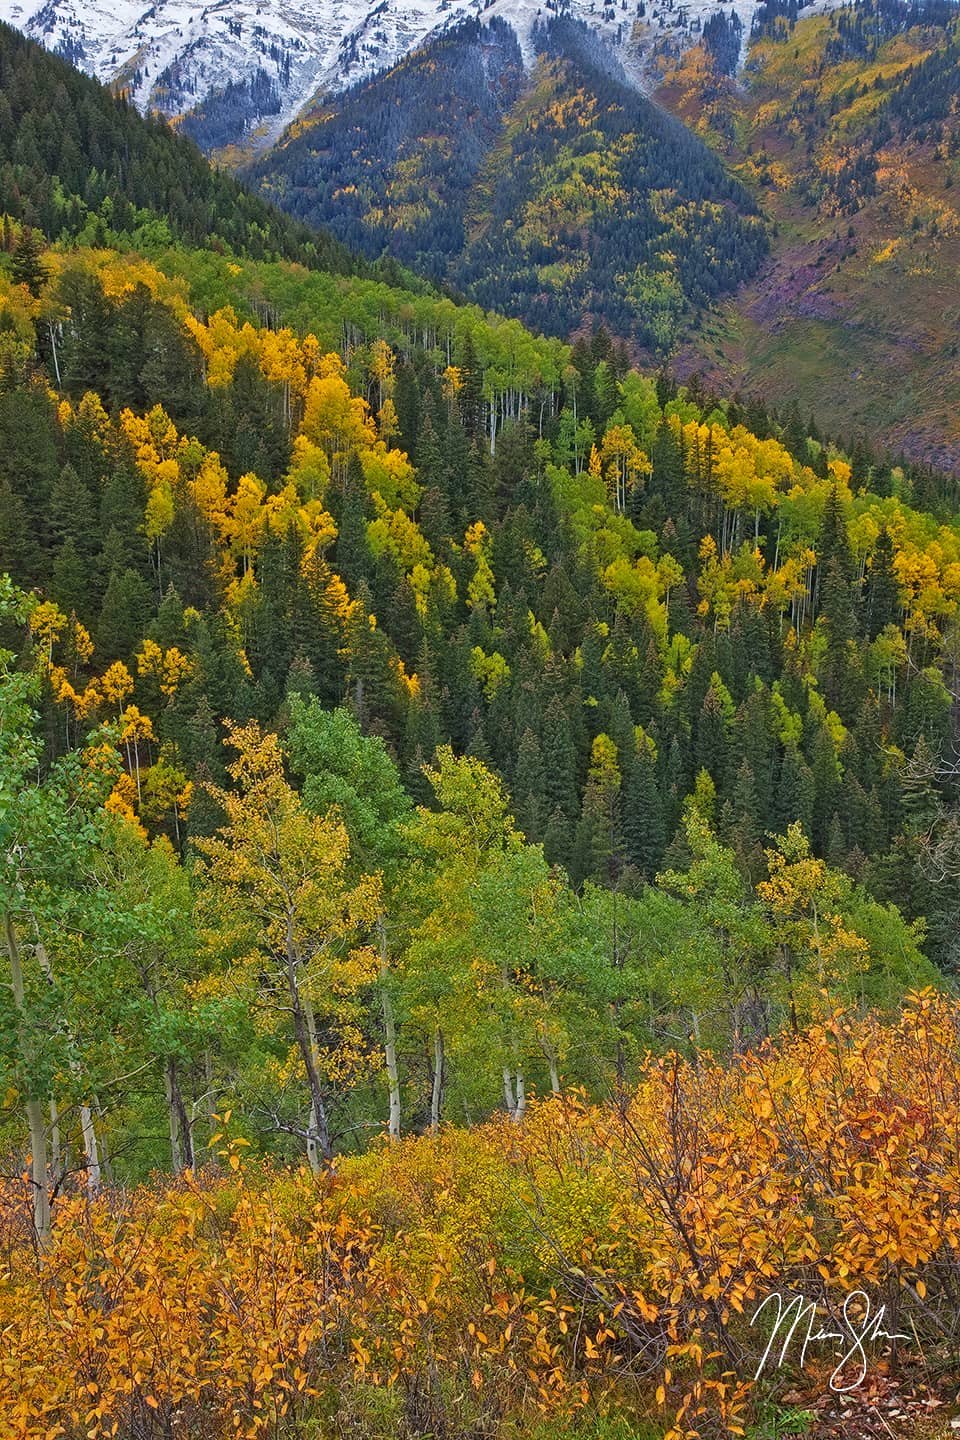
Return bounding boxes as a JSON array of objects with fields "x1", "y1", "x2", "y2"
[
  {"x1": 648, "y1": 415, "x2": 684, "y2": 515},
  {"x1": 50, "y1": 537, "x2": 87, "y2": 618},
  {"x1": 332, "y1": 452, "x2": 373, "y2": 591},
  {"x1": 696, "y1": 679, "x2": 730, "y2": 783},
  {"x1": 458, "y1": 332, "x2": 484, "y2": 444},
  {"x1": 622, "y1": 745, "x2": 665, "y2": 878},
  {"x1": 0, "y1": 476, "x2": 40, "y2": 581},
  {"x1": 864, "y1": 527, "x2": 899, "y2": 640},
  {"x1": 512, "y1": 727, "x2": 546, "y2": 842},
  {"x1": 543, "y1": 804, "x2": 573, "y2": 873},
  {"x1": 96, "y1": 566, "x2": 151, "y2": 660},
  {"x1": 815, "y1": 483, "x2": 855, "y2": 605},
  {"x1": 10, "y1": 225, "x2": 48, "y2": 296},
  {"x1": 541, "y1": 694, "x2": 579, "y2": 828},
  {"x1": 50, "y1": 463, "x2": 100, "y2": 560},
  {"x1": 774, "y1": 744, "x2": 814, "y2": 835},
  {"x1": 819, "y1": 557, "x2": 862, "y2": 720}
]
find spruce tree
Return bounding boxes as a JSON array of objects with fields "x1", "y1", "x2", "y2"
[
  {"x1": 819, "y1": 556, "x2": 862, "y2": 720},
  {"x1": 332, "y1": 452, "x2": 373, "y2": 591},
  {"x1": 622, "y1": 746, "x2": 666, "y2": 878},
  {"x1": 512, "y1": 727, "x2": 546, "y2": 842},
  {"x1": 864, "y1": 527, "x2": 899, "y2": 640},
  {"x1": 10, "y1": 225, "x2": 48, "y2": 296},
  {"x1": 774, "y1": 744, "x2": 814, "y2": 835},
  {"x1": 50, "y1": 537, "x2": 88, "y2": 618},
  {"x1": 96, "y1": 565, "x2": 151, "y2": 660},
  {"x1": 815, "y1": 483, "x2": 855, "y2": 607},
  {"x1": 50, "y1": 463, "x2": 100, "y2": 560},
  {"x1": 541, "y1": 694, "x2": 579, "y2": 827}
]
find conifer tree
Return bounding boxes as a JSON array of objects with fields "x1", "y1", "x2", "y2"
[
  {"x1": 332, "y1": 452, "x2": 374, "y2": 592},
  {"x1": 864, "y1": 527, "x2": 900, "y2": 640},
  {"x1": 10, "y1": 225, "x2": 48, "y2": 296},
  {"x1": 623, "y1": 744, "x2": 666, "y2": 879},
  {"x1": 542, "y1": 694, "x2": 579, "y2": 827},
  {"x1": 512, "y1": 727, "x2": 546, "y2": 842}
]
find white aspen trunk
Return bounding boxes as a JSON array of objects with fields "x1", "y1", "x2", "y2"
[
  {"x1": 79, "y1": 1103, "x2": 101, "y2": 1197},
  {"x1": 430, "y1": 1029, "x2": 444, "y2": 1134},
  {"x1": 514, "y1": 1069, "x2": 526, "y2": 1122},
  {"x1": 377, "y1": 919, "x2": 401, "y2": 1142},
  {"x1": 48, "y1": 323, "x2": 61, "y2": 386},
  {"x1": 5, "y1": 914, "x2": 50, "y2": 1244},
  {"x1": 93, "y1": 1096, "x2": 113, "y2": 1185},
  {"x1": 303, "y1": 996, "x2": 324, "y2": 1176},
  {"x1": 540, "y1": 1036, "x2": 560, "y2": 1095},
  {"x1": 204, "y1": 1049, "x2": 217, "y2": 1142},
  {"x1": 35, "y1": 935, "x2": 101, "y2": 1192},
  {"x1": 27, "y1": 1097, "x2": 48, "y2": 1243},
  {"x1": 50, "y1": 1095, "x2": 61, "y2": 1177},
  {"x1": 164, "y1": 1062, "x2": 183, "y2": 1174},
  {"x1": 306, "y1": 1103, "x2": 321, "y2": 1176},
  {"x1": 502, "y1": 1066, "x2": 516, "y2": 1116}
]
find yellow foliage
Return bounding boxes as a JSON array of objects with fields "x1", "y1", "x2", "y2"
[{"x1": 1, "y1": 995, "x2": 957, "y2": 1438}]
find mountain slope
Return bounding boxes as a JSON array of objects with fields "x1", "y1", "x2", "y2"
[
  {"x1": 0, "y1": 18, "x2": 357, "y2": 270},
  {"x1": 250, "y1": 16, "x2": 769, "y2": 353},
  {"x1": 0, "y1": 0, "x2": 816, "y2": 155},
  {"x1": 655, "y1": 0, "x2": 960, "y2": 469},
  {"x1": 247, "y1": 19, "x2": 527, "y2": 274}
]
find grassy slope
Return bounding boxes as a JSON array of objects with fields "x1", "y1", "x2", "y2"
[{"x1": 656, "y1": 16, "x2": 960, "y2": 468}]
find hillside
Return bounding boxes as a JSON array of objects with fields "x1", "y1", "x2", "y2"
[
  {"x1": 0, "y1": 18, "x2": 358, "y2": 270},
  {"x1": 249, "y1": 16, "x2": 769, "y2": 353},
  {"x1": 656, "y1": 0, "x2": 960, "y2": 469}
]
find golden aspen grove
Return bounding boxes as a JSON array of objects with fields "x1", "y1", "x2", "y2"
[{"x1": 1, "y1": 12, "x2": 960, "y2": 1440}]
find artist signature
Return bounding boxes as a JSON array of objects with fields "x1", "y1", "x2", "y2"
[{"x1": 750, "y1": 1290, "x2": 910, "y2": 1393}]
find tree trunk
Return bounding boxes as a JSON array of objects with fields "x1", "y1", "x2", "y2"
[
  {"x1": 50, "y1": 1095, "x2": 61, "y2": 1178},
  {"x1": 430, "y1": 1029, "x2": 444, "y2": 1134},
  {"x1": 36, "y1": 935, "x2": 101, "y2": 1196},
  {"x1": 4, "y1": 913, "x2": 50, "y2": 1245},
  {"x1": 79, "y1": 1103, "x2": 102, "y2": 1197},
  {"x1": 378, "y1": 918, "x2": 401, "y2": 1142},
  {"x1": 540, "y1": 1035, "x2": 560, "y2": 1095},
  {"x1": 290, "y1": 938, "x2": 330, "y2": 1166},
  {"x1": 204, "y1": 1049, "x2": 219, "y2": 1154},
  {"x1": 26, "y1": 1095, "x2": 48, "y2": 1243},
  {"x1": 514, "y1": 1068, "x2": 526, "y2": 1122},
  {"x1": 92, "y1": 1096, "x2": 114, "y2": 1185},
  {"x1": 502, "y1": 1066, "x2": 516, "y2": 1116},
  {"x1": 164, "y1": 1059, "x2": 194, "y2": 1173}
]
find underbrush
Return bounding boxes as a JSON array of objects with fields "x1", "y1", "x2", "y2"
[{"x1": 1, "y1": 990, "x2": 958, "y2": 1440}]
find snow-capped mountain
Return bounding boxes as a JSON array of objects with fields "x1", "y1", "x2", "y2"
[{"x1": 0, "y1": 0, "x2": 767, "y2": 153}]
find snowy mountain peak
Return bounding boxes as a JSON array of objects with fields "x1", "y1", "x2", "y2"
[{"x1": 0, "y1": 0, "x2": 774, "y2": 154}]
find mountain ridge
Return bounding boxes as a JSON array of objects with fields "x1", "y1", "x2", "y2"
[{"x1": 0, "y1": 0, "x2": 818, "y2": 154}]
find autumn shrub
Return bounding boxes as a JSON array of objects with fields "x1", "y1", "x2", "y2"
[{"x1": 1, "y1": 991, "x2": 958, "y2": 1440}]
